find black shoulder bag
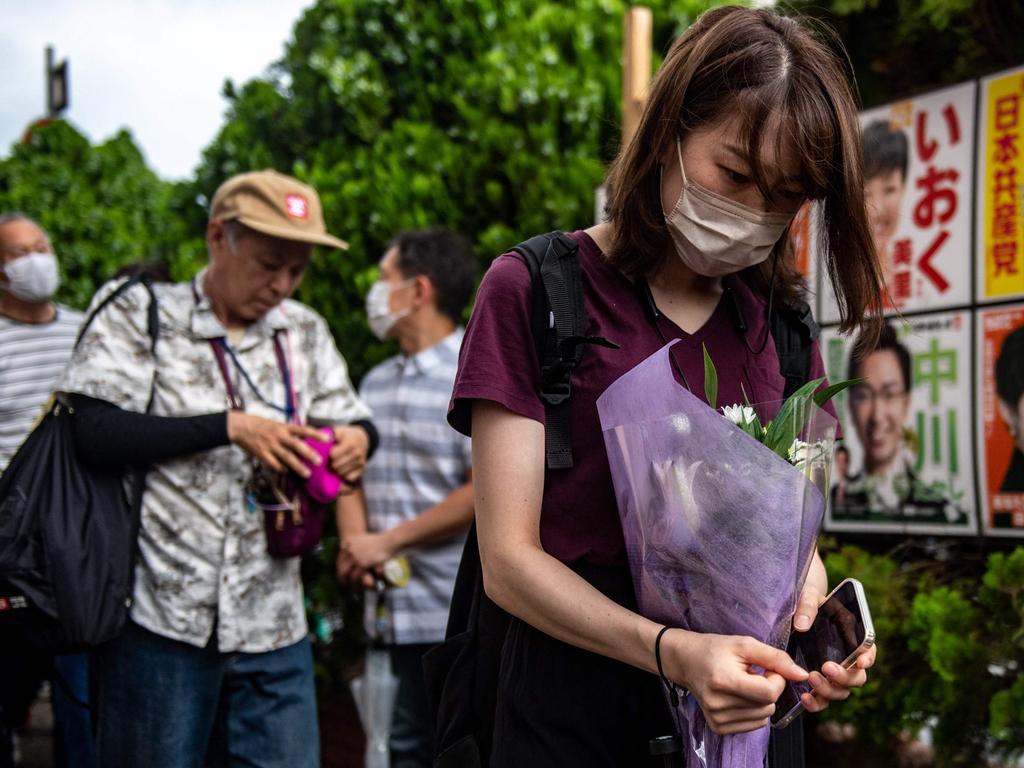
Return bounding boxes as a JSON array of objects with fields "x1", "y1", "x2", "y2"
[{"x1": 0, "y1": 276, "x2": 159, "y2": 653}]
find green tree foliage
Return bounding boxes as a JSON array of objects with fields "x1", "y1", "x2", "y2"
[
  {"x1": 186, "y1": 0, "x2": 734, "y2": 706},
  {"x1": 820, "y1": 540, "x2": 1024, "y2": 765},
  {"x1": 785, "y1": 0, "x2": 1024, "y2": 108},
  {"x1": 188, "y1": 0, "x2": 732, "y2": 382},
  {"x1": 0, "y1": 120, "x2": 197, "y2": 308}
]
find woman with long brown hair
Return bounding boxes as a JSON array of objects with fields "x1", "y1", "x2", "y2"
[{"x1": 447, "y1": 6, "x2": 880, "y2": 765}]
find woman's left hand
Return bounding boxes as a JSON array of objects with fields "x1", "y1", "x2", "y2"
[
  {"x1": 791, "y1": 571, "x2": 877, "y2": 713},
  {"x1": 799, "y1": 644, "x2": 876, "y2": 713}
]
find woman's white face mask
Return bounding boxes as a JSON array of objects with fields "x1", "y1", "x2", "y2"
[{"x1": 663, "y1": 140, "x2": 794, "y2": 277}]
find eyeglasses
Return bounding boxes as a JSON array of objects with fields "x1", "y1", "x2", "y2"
[{"x1": 848, "y1": 385, "x2": 908, "y2": 408}]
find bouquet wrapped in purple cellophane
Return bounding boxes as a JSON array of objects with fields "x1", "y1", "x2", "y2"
[{"x1": 596, "y1": 341, "x2": 837, "y2": 768}]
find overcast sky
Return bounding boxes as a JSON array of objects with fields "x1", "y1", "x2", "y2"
[{"x1": 1, "y1": 0, "x2": 313, "y2": 180}]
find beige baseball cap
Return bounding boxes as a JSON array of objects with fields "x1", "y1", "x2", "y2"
[{"x1": 210, "y1": 169, "x2": 349, "y2": 250}]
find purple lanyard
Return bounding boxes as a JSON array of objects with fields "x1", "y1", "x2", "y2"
[
  {"x1": 208, "y1": 334, "x2": 296, "y2": 422},
  {"x1": 193, "y1": 280, "x2": 297, "y2": 422}
]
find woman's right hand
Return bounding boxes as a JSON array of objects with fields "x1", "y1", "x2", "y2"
[
  {"x1": 226, "y1": 411, "x2": 324, "y2": 477},
  {"x1": 663, "y1": 629, "x2": 809, "y2": 735}
]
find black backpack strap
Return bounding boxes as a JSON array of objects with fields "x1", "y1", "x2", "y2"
[
  {"x1": 769, "y1": 298, "x2": 820, "y2": 399},
  {"x1": 512, "y1": 232, "x2": 618, "y2": 470},
  {"x1": 71, "y1": 274, "x2": 160, "y2": 417},
  {"x1": 75, "y1": 274, "x2": 160, "y2": 353}
]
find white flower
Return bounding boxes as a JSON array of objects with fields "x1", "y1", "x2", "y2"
[
  {"x1": 671, "y1": 414, "x2": 691, "y2": 434},
  {"x1": 721, "y1": 404, "x2": 744, "y2": 425},
  {"x1": 721, "y1": 404, "x2": 757, "y2": 426},
  {"x1": 788, "y1": 438, "x2": 830, "y2": 469},
  {"x1": 788, "y1": 439, "x2": 810, "y2": 464}
]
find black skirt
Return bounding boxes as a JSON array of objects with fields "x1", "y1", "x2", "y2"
[{"x1": 489, "y1": 562, "x2": 804, "y2": 768}]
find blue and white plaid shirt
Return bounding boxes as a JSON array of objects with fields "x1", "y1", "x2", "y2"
[{"x1": 360, "y1": 329, "x2": 472, "y2": 645}]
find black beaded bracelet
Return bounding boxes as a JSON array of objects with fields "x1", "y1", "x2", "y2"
[{"x1": 655, "y1": 625, "x2": 682, "y2": 708}]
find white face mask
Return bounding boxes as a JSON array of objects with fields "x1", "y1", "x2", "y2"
[
  {"x1": 2, "y1": 252, "x2": 60, "y2": 302},
  {"x1": 366, "y1": 279, "x2": 414, "y2": 341},
  {"x1": 664, "y1": 140, "x2": 794, "y2": 277}
]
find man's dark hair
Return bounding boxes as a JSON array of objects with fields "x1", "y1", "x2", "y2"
[
  {"x1": 862, "y1": 120, "x2": 909, "y2": 183},
  {"x1": 114, "y1": 259, "x2": 172, "y2": 283},
  {"x1": 390, "y1": 229, "x2": 476, "y2": 324},
  {"x1": 996, "y1": 324, "x2": 1024, "y2": 408},
  {"x1": 848, "y1": 322, "x2": 911, "y2": 391}
]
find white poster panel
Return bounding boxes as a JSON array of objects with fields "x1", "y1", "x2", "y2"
[
  {"x1": 976, "y1": 66, "x2": 1024, "y2": 303},
  {"x1": 977, "y1": 304, "x2": 1024, "y2": 536},
  {"x1": 820, "y1": 82, "x2": 976, "y2": 323},
  {"x1": 821, "y1": 311, "x2": 977, "y2": 535}
]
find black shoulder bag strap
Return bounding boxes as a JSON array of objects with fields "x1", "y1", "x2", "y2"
[
  {"x1": 75, "y1": 274, "x2": 160, "y2": 355},
  {"x1": 769, "y1": 297, "x2": 819, "y2": 400},
  {"x1": 512, "y1": 231, "x2": 618, "y2": 470},
  {"x1": 766, "y1": 296, "x2": 818, "y2": 768}
]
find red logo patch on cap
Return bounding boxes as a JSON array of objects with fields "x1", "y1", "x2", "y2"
[{"x1": 285, "y1": 194, "x2": 309, "y2": 220}]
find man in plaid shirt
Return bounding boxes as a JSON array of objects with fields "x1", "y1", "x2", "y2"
[{"x1": 336, "y1": 229, "x2": 476, "y2": 768}]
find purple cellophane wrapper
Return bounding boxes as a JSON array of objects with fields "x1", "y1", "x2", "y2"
[{"x1": 596, "y1": 341, "x2": 835, "y2": 768}]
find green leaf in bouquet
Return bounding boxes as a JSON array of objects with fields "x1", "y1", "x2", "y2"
[
  {"x1": 740, "y1": 414, "x2": 764, "y2": 441},
  {"x1": 762, "y1": 377, "x2": 825, "y2": 459},
  {"x1": 813, "y1": 377, "x2": 866, "y2": 409},
  {"x1": 702, "y1": 343, "x2": 718, "y2": 410},
  {"x1": 736, "y1": 381, "x2": 765, "y2": 437}
]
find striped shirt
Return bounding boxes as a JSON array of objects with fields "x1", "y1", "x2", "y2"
[
  {"x1": 0, "y1": 306, "x2": 82, "y2": 470},
  {"x1": 361, "y1": 329, "x2": 472, "y2": 645}
]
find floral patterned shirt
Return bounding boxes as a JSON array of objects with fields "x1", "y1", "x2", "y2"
[{"x1": 60, "y1": 272, "x2": 371, "y2": 652}]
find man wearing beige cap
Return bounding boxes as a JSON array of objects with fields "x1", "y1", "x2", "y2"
[{"x1": 58, "y1": 170, "x2": 375, "y2": 767}]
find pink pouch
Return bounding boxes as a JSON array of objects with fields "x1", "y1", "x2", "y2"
[
  {"x1": 303, "y1": 428, "x2": 343, "y2": 503},
  {"x1": 262, "y1": 429, "x2": 343, "y2": 559}
]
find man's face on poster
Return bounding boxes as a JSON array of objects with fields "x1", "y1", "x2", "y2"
[
  {"x1": 835, "y1": 449, "x2": 849, "y2": 480},
  {"x1": 864, "y1": 168, "x2": 906, "y2": 257},
  {"x1": 849, "y1": 349, "x2": 911, "y2": 475},
  {"x1": 998, "y1": 394, "x2": 1024, "y2": 455}
]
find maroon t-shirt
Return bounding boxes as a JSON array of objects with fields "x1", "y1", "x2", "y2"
[{"x1": 449, "y1": 230, "x2": 829, "y2": 565}]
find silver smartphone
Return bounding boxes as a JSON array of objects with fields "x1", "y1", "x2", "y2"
[{"x1": 771, "y1": 577, "x2": 876, "y2": 730}]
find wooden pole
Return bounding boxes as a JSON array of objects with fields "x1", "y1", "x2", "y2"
[{"x1": 622, "y1": 6, "x2": 653, "y2": 149}]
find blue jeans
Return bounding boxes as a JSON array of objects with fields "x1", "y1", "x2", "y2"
[
  {"x1": 0, "y1": 649, "x2": 95, "y2": 768},
  {"x1": 94, "y1": 621, "x2": 319, "y2": 768},
  {"x1": 388, "y1": 643, "x2": 434, "y2": 768},
  {"x1": 52, "y1": 653, "x2": 97, "y2": 768}
]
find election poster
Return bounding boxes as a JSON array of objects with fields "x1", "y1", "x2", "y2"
[
  {"x1": 819, "y1": 82, "x2": 976, "y2": 323},
  {"x1": 821, "y1": 311, "x2": 977, "y2": 535},
  {"x1": 976, "y1": 66, "x2": 1024, "y2": 303},
  {"x1": 977, "y1": 304, "x2": 1024, "y2": 536},
  {"x1": 790, "y1": 200, "x2": 818, "y2": 303}
]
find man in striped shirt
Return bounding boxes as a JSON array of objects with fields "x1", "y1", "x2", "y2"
[
  {"x1": 336, "y1": 229, "x2": 476, "y2": 768},
  {"x1": 0, "y1": 212, "x2": 91, "y2": 768},
  {"x1": 0, "y1": 213, "x2": 82, "y2": 468}
]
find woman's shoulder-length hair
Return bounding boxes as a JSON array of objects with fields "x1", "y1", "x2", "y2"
[{"x1": 603, "y1": 5, "x2": 883, "y2": 348}]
